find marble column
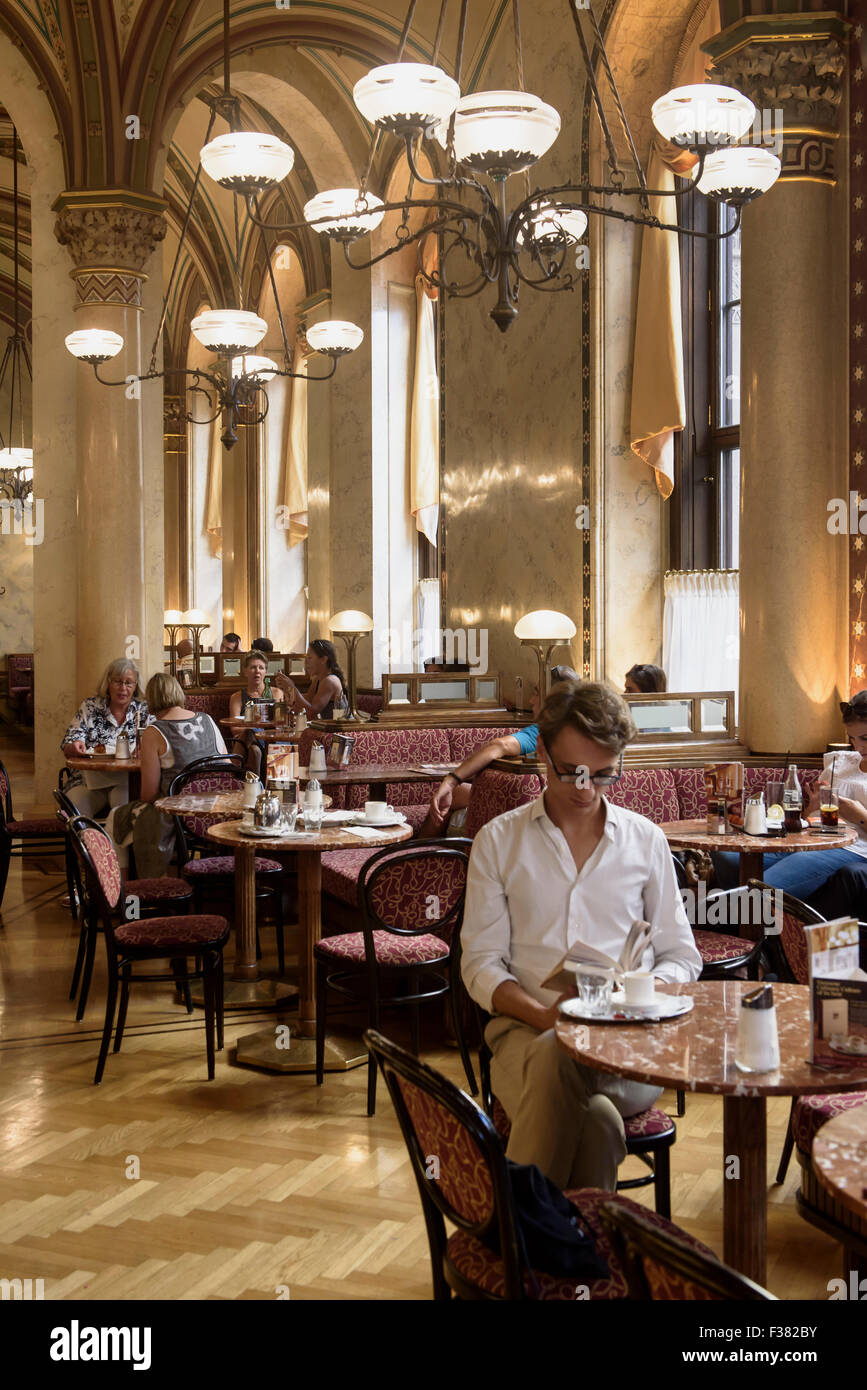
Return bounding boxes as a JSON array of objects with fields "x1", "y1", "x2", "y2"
[
  {"x1": 53, "y1": 190, "x2": 167, "y2": 700},
  {"x1": 300, "y1": 290, "x2": 332, "y2": 647},
  {"x1": 704, "y1": 16, "x2": 850, "y2": 753}
]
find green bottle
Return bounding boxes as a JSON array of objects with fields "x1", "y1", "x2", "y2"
[{"x1": 263, "y1": 675, "x2": 273, "y2": 702}]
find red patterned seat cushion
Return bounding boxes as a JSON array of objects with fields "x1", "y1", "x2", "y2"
[
  {"x1": 448, "y1": 727, "x2": 522, "y2": 761},
  {"x1": 82, "y1": 826, "x2": 122, "y2": 908},
  {"x1": 607, "y1": 770, "x2": 679, "y2": 824},
  {"x1": 446, "y1": 1189, "x2": 715, "y2": 1300},
  {"x1": 366, "y1": 852, "x2": 467, "y2": 933},
  {"x1": 792, "y1": 1092, "x2": 867, "y2": 1154},
  {"x1": 315, "y1": 929, "x2": 449, "y2": 966},
  {"x1": 329, "y1": 727, "x2": 451, "y2": 809},
  {"x1": 7, "y1": 818, "x2": 64, "y2": 836},
  {"x1": 465, "y1": 770, "x2": 542, "y2": 838},
  {"x1": 321, "y1": 847, "x2": 380, "y2": 905},
  {"x1": 124, "y1": 877, "x2": 193, "y2": 901},
  {"x1": 182, "y1": 855, "x2": 282, "y2": 876},
  {"x1": 115, "y1": 913, "x2": 230, "y2": 949},
  {"x1": 693, "y1": 930, "x2": 755, "y2": 964},
  {"x1": 184, "y1": 691, "x2": 232, "y2": 720},
  {"x1": 780, "y1": 911, "x2": 810, "y2": 985},
  {"x1": 672, "y1": 769, "x2": 706, "y2": 820},
  {"x1": 492, "y1": 1097, "x2": 673, "y2": 1144}
]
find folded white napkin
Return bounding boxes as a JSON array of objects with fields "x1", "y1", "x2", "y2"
[{"x1": 342, "y1": 825, "x2": 402, "y2": 841}]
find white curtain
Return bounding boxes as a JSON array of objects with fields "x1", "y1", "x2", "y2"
[
  {"x1": 410, "y1": 276, "x2": 440, "y2": 548},
  {"x1": 416, "y1": 578, "x2": 441, "y2": 669},
  {"x1": 663, "y1": 571, "x2": 739, "y2": 694}
]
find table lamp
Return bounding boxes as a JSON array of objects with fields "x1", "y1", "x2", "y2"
[
  {"x1": 182, "y1": 608, "x2": 210, "y2": 687},
  {"x1": 164, "y1": 610, "x2": 184, "y2": 676},
  {"x1": 328, "y1": 610, "x2": 374, "y2": 722},
  {"x1": 514, "y1": 610, "x2": 577, "y2": 693}
]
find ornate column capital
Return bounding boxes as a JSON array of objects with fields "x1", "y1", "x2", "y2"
[
  {"x1": 52, "y1": 189, "x2": 167, "y2": 308},
  {"x1": 703, "y1": 13, "x2": 850, "y2": 184}
]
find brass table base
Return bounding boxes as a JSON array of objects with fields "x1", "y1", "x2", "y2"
[
  {"x1": 233, "y1": 1028, "x2": 368, "y2": 1074},
  {"x1": 191, "y1": 979, "x2": 298, "y2": 1010}
]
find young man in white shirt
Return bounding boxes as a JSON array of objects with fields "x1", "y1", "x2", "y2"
[{"x1": 461, "y1": 679, "x2": 702, "y2": 1192}]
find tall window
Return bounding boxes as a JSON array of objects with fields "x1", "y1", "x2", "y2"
[{"x1": 672, "y1": 195, "x2": 741, "y2": 569}]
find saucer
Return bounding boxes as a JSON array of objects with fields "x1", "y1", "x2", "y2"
[
  {"x1": 558, "y1": 994, "x2": 694, "y2": 1025},
  {"x1": 359, "y1": 813, "x2": 406, "y2": 828}
]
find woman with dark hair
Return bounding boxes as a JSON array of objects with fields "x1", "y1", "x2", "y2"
[
  {"x1": 624, "y1": 664, "x2": 667, "y2": 694},
  {"x1": 274, "y1": 640, "x2": 349, "y2": 719}
]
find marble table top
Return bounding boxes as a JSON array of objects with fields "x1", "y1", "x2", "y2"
[
  {"x1": 660, "y1": 817, "x2": 857, "y2": 856},
  {"x1": 555, "y1": 981, "x2": 867, "y2": 1096},
  {"x1": 205, "y1": 817, "x2": 413, "y2": 853},
  {"x1": 155, "y1": 790, "x2": 332, "y2": 814},
  {"x1": 63, "y1": 754, "x2": 141, "y2": 772},
  {"x1": 812, "y1": 1103, "x2": 867, "y2": 1221}
]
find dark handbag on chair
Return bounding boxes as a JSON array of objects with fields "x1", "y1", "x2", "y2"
[{"x1": 483, "y1": 1160, "x2": 610, "y2": 1280}]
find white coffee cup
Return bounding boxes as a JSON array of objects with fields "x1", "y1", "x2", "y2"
[
  {"x1": 623, "y1": 971, "x2": 656, "y2": 1006},
  {"x1": 364, "y1": 800, "x2": 391, "y2": 822}
]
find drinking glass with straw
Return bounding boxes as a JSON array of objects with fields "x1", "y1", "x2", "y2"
[{"x1": 820, "y1": 755, "x2": 839, "y2": 832}]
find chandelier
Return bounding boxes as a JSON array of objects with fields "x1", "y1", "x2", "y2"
[
  {"x1": 63, "y1": 0, "x2": 364, "y2": 449},
  {"x1": 0, "y1": 125, "x2": 34, "y2": 503},
  {"x1": 226, "y1": 0, "x2": 779, "y2": 332}
]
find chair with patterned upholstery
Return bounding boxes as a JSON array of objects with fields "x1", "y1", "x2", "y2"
[
  {"x1": 747, "y1": 880, "x2": 867, "y2": 1191},
  {"x1": 670, "y1": 856, "x2": 764, "y2": 981},
  {"x1": 55, "y1": 788, "x2": 195, "y2": 1019},
  {"x1": 68, "y1": 816, "x2": 229, "y2": 1084},
  {"x1": 316, "y1": 840, "x2": 475, "y2": 1116},
  {"x1": 170, "y1": 759, "x2": 287, "y2": 973},
  {"x1": 0, "y1": 756, "x2": 67, "y2": 914},
  {"x1": 365, "y1": 1028, "x2": 721, "y2": 1300},
  {"x1": 598, "y1": 1199, "x2": 775, "y2": 1300}
]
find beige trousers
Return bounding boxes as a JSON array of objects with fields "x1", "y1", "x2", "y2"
[{"x1": 486, "y1": 1016, "x2": 663, "y2": 1192}]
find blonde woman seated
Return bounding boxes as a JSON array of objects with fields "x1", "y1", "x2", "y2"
[
  {"x1": 107, "y1": 673, "x2": 227, "y2": 877},
  {"x1": 61, "y1": 658, "x2": 153, "y2": 817}
]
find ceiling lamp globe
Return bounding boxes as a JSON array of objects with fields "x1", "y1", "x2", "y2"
[
  {"x1": 694, "y1": 147, "x2": 781, "y2": 204},
  {"x1": 353, "y1": 63, "x2": 460, "y2": 135},
  {"x1": 305, "y1": 320, "x2": 364, "y2": 356},
  {"x1": 518, "y1": 201, "x2": 588, "y2": 248},
  {"x1": 0, "y1": 446, "x2": 33, "y2": 470},
  {"x1": 652, "y1": 84, "x2": 755, "y2": 151},
  {"x1": 303, "y1": 189, "x2": 385, "y2": 241},
  {"x1": 231, "y1": 354, "x2": 279, "y2": 382},
  {"x1": 65, "y1": 328, "x2": 124, "y2": 363},
  {"x1": 190, "y1": 309, "x2": 268, "y2": 355},
  {"x1": 436, "y1": 91, "x2": 560, "y2": 178},
  {"x1": 200, "y1": 132, "x2": 295, "y2": 193}
]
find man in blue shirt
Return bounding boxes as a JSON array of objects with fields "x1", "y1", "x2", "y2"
[{"x1": 420, "y1": 667, "x2": 577, "y2": 836}]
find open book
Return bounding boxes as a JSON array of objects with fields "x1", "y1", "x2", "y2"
[{"x1": 542, "y1": 919, "x2": 653, "y2": 994}]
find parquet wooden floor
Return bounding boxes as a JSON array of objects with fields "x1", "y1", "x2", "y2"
[{"x1": 0, "y1": 731, "x2": 852, "y2": 1300}]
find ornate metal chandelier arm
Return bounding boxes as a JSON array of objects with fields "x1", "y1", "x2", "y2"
[
  {"x1": 509, "y1": 157, "x2": 708, "y2": 232},
  {"x1": 403, "y1": 133, "x2": 492, "y2": 207},
  {"x1": 583, "y1": 1, "x2": 650, "y2": 210},
  {"x1": 567, "y1": 0, "x2": 621, "y2": 186},
  {"x1": 341, "y1": 204, "x2": 484, "y2": 271},
  {"x1": 253, "y1": 193, "x2": 293, "y2": 366},
  {"x1": 91, "y1": 363, "x2": 225, "y2": 391},
  {"x1": 270, "y1": 356, "x2": 338, "y2": 384}
]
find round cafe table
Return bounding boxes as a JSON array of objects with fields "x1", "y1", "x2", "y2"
[
  {"x1": 555, "y1": 979, "x2": 867, "y2": 1287},
  {"x1": 812, "y1": 1102, "x2": 867, "y2": 1223},
  {"x1": 63, "y1": 752, "x2": 142, "y2": 799},
  {"x1": 206, "y1": 817, "x2": 412, "y2": 1073},
  {"x1": 220, "y1": 719, "x2": 301, "y2": 745}
]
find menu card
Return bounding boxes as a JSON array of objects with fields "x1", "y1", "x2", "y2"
[
  {"x1": 704, "y1": 761, "x2": 744, "y2": 831},
  {"x1": 327, "y1": 733, "x2": 355, "y2": 769},
  {"x1": 805, "y1": 918, "x2": 867, "y2": 1068},
  {"x1": 266, "y1": 744, "x2": 297, "y2": 781}
]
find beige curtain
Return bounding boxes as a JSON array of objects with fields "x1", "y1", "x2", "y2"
[
  {"x1": 282, "y1": 349, "x2": 308, "y2": 546},
  {"x1": 410, "y1": 239, "x2": 439, "y2": 548},
  {"x1": 204, "y1": 419, "x2": 222, "y2": 557},
  {"x1": 629, "y1": 152, "x2": 686, "y2": 500}
]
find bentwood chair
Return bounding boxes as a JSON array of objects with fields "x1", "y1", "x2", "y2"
[
  {"x1": 365, "y1": 1029, "x2": 720, "y2": 1300},
  {"x1": 68, "y1": 816, "x2": 229, "y2": 1084},
  {"x1": 316, "y1": 840, "x2": 476, "y2": 1115},
  {"x1": 169, "y1": 758, "x2": 286, "y2": 973},
  {"x1": 598, "y1": 1200, "x2": 775, "y2": 1300},
  {"x1": 0, "y1": 757, "x2": 67, "y2": 913}
]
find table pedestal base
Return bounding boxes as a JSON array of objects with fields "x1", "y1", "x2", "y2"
[
  {"x1": 191, "y1": 979, "x2": 298, "y2": 1009},
  {"x1": 723, "y1": 1093, "x2": 767, "y2": 1285},
  {"x1": 233, "y1": 1028, "x2": 368, "y2": 1073}
]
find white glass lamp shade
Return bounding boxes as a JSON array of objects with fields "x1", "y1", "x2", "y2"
[
  {"x1": 353, "y1": 63, "x2": 460, "y2": 135},
  {"x1": 182, "y1": 608, "x2": 210, "y2": 626},
  {"x1": 200, "y1": 132, "x2": 294, "y2": 193},
  {"x1": 231, "y1": 354, "x2": 279, "y2": 382},
  {"x1": 190, "y1": 309, "x2": 268, "y2": 355},
  {"x1": 329, "y1": 609, "x2": 374, "y2": 634},
  {"x1": 517, "y1": 201, "x2": 588, "y2": 248},
  {"x1": 65, "y1": 328, "x2": 124, "y2": 363},
  {"x1": 514, "y1": 610, "x2": 577, "y2": 642},
  {"x1": 0, "y1": 446, "x2": 33, "y2": 470},
  {"x1": 164, "y1": 610, "x2": 184, "y2": 626},
  {"x1": 303, "y1": 189, "x2": 385, "y2": 241},
  {"x1": 651, "y1": 84, "x2": 755, "y2": 150},
  {"x1": 437, "y1": 91, "x2": 560, "y2": 178},
  {"x1": 694, "y1": 147, "x2": 781, "y2": 204},
  {"x1": 305, "y1": 320, "x2": 364, "y2": 356}
]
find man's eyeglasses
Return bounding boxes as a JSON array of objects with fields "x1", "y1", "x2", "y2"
[{"x1": 540, "y1": 736, "x2": 623, "y2": 787}]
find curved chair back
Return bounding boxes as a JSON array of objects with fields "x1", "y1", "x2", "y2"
[
  {"x1": 0, "y1": 758, "x2": 12, "y2": 824},
  {"x1": 68, "y1": 816, "x2": 123, "y2": 917},
  {"x1": 747, "y1": 879, "x2": 825, "y2": 985},
  {"x1": 599, "y1": 1200, "x2": 775, "y2": 1300},
  {"x1": 358, "y1": 838, "x2": 472, "y2": 944},
  {"x1": 364, "y1": 1027, "x2": 526, "y2": 1299},
  {"x1": 168, "y1": 758, "x2": 246, "y2": 862}
]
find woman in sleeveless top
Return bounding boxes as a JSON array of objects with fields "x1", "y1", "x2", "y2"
[
  {"x1": 273, "y1": 640, "x2": 349, "y2": 719},
  {"x1": 107, "y1": 673, "x2": 227, "y2": 876}
]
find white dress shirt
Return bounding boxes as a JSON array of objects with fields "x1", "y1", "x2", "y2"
[{"x1": 461, "y1": 794, "x2": 703, "y2": 1014}]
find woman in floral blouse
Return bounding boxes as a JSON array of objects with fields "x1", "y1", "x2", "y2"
[{"x1": 61, "y1": 658, "x2": 154, "y2": 817}]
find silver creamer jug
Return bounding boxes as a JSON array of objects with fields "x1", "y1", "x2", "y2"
[{"x1": 253, "y1": 783, "x2": 281, "y2": 830}]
